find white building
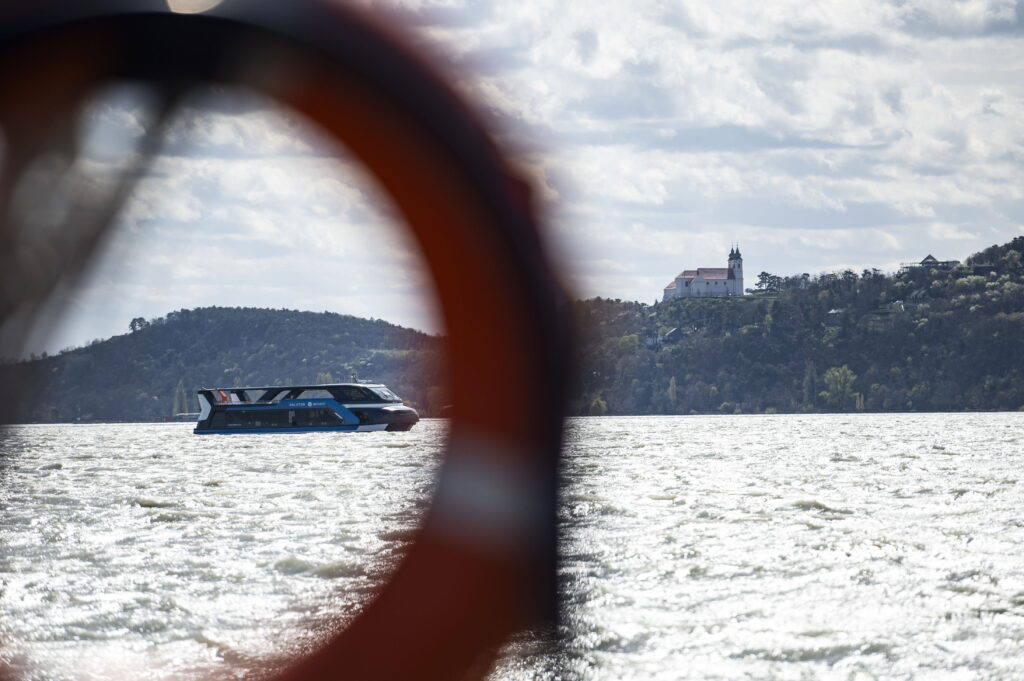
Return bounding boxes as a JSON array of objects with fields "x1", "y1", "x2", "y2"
[{"x1": 663, "y1": 247, "x2": 744, "y2": 301}]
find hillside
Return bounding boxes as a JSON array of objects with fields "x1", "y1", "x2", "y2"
[
  {"x1": 4, "y1": 238, "x2": 1023, "y2": 423},
  {"x1": 2, "y1": 307, "x2": 447, "y2": 422},
  {"x1": 571, "y1": 236, "x2": 1024, "y2": 415}
]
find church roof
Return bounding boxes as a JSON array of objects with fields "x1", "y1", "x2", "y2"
[
  {"x1": 664, "y1": 280, "x2": 676, "y2": 290},
  {"x1": 675, "y1": 268, "x2": 733, "y2": 281},
  {"x1": 698, "y1": 268, "x2": 731, "y2": 280}
]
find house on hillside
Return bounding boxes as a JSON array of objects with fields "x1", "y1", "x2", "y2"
[
  {"x1": 899, "y1": 254, "x2": 960, "y2": 272},
  {"x1": 662, "y1": 247, "x2": 744, "y2": 301}
]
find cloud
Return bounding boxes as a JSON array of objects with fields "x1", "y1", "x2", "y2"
[
  {"x1": 158, "y1": 104, "x2": 321, "y2": 159},
  {"x1": 928, "y1": 222, "x2": 977, "y2": 240},
  {"x1": 27, "y1": 0, "x2": 1024, "y2": 353},
  {"x1": 896, "y1": 0, "x2": 1021, "y2": 37}
]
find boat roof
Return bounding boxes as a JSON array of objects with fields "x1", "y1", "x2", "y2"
[{"x1": 199, "y1": 383, "x2": 387, "y2": 392}]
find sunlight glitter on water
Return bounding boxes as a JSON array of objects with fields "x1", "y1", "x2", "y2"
[
  {"x1": 494, "y1": 413, "x2": 1024, "y2": 680},
  {"x1": 0, "y1": 421, "x2": 444, "y2": 680},
  {"x1": 2, "y1": 413, "x2": 1024, "y2": 680}
]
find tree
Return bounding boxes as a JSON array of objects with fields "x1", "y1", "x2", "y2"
[
  {"x1": 822, "y1": 365, "x2": 857, "y2": 409},
  {"x1": 426, "y1": 385, "x2": 449, "y2": 416},
  {"x1": 129, "y1": 317, "x2": 149, "y2": 333},
  {"x1": 171, "y1": 379, "x2": 187, "y2": 417},
  {"x1": 756, "y1": 272, "x2": 783, "y2": 293},
  {"x1": 801, "y1": 360, "x2": 818, "y2": 407}
]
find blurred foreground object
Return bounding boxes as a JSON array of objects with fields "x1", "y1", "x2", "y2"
[{"x1": 0, "y1": 2, "x2": 569, "y2": 680}]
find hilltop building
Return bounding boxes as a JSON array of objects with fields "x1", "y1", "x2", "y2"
[
  {"x1": 899, "y1": 254, "x2": 960, "y2": 272},
  {"x1": 663, "y1": 247, "x2": 744, "y2": 301}
]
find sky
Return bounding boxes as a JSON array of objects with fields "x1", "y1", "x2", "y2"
[{"x1": 18, "y1": 0, "x2": 1024, "y2": 353}]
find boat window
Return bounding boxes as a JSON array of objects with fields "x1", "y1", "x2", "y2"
[
  {"x1": 205, "y1": 405, "x2": 346, "y2": 429},
  {"x1": 330, "y1": 386, "x2": 374, "y2": 402},
  {"x1": 221, "y1": 409, "x2": 290, "y2": 428},
  {"x1": 295, "y1": 389, "x2": 335, "y2": 400},
  {"x1": 256, "y1": 410, "x2": 289, "y2": 428},
  {"x1": 293, "y1": 408, "x2": 345, "y2": 427},
  {"x1": 369, "y1": 387, "x2": 399, "y2": 402}
]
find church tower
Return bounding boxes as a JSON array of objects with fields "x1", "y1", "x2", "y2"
[{"x1": 728, "y1": 245, "x2": 743, "y2": 296}]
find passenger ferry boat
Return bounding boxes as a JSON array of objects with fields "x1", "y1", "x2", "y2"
[{"x1": 193, "y1": 383, "x2": 419, "y2": 434}]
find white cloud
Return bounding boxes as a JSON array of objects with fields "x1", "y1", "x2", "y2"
[
  {"x1": 928, "y1": 222, "x2": 977, "y2": 240},
  {"x1": 25, "y1": 0, "x2": 1024, "y2": 353}
]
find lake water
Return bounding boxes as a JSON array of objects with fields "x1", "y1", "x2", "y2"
[{"x1": 2, "y1": 414, "x2": 1023, "y2": 680}]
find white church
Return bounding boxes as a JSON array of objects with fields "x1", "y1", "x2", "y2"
[{"x1": 662, "y1": 246, "x2": 744, "y2": 300}]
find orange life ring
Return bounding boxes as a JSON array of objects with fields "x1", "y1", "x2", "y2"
[{"x1": 0, "y1": 3, "x2": 569, "y2": 680}]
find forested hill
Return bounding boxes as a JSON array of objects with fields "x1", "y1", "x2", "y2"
[
  {"x1": 571, "y1": 236, "x2": 1024, "y2": 415},
  {"x1": 2, "y1": 307, "x2": 446, "y2": 423},
  {"x1": 5, "y1": 238, "x2": 1023, "y2": 423}
]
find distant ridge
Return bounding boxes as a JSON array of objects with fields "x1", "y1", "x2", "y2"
[
  {"x1": 5, "y1": 237, "x2": 1023, "y2": 422},
  {"x1": 2, "y1": 307, "x2": 447, "y2": 423},
  {"x1": 569, "y1": 236, "x2": 1024, "y2": 415}
]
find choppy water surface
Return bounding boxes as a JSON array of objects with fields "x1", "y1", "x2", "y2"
[
  {"x1": 3, "y1": 414, "x2": 1024, "y2": 680},
  {"x1": 0, "y1": 422, "x2": 442, "y2": 681}
]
